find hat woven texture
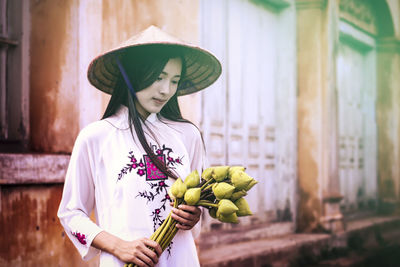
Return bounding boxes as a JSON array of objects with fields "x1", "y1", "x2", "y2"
[{"x1": 87, "y1": 25, "x2": 222, "y2": 96}]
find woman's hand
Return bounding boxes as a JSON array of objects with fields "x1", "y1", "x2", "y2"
[
  {"x1": 92, "y1": 232, "x2": 162, "y2": 267},
  {"x1": 114, "y1": 238, "x2": 162, "y2": 267},
  {"x1": 170, "y1": 204, "x2": 202, "y2": 230}
]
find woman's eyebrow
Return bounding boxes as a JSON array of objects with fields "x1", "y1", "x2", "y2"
[{"x1": 160, "y1": 71, "x2": 181, "y2": 78}]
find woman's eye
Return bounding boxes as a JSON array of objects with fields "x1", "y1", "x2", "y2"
[
  {"x1": 172, "y1": 80, "x2": 180, "y2": 85},
  {"x1": 156, "y1": 77, "x2": 163, "y2": 81}
]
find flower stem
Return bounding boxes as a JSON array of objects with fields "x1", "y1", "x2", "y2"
[
  {"x1": 200, "y1": 178, "x2": 215, "y2": 191},
  {"x1": 197, "y1": 200, "x2": 218, "y2": 208}
]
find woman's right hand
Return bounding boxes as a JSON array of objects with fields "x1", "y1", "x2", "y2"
[
  {"x1": 92, "y1": 232, "x2": 162, "y2": 267},
  {"x1": 115, "y1": 237, "x2": 162, "y2": 267}
]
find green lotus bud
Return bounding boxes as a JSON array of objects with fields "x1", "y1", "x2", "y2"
[
  {"x1": 231, "y1": 171, "x2": 253, "y2": 190},
  {"x1": 167, "y1": 188, "x2": 176, "y2": 201},
  {"x1": 217, "y1": 199, "x2": 238, "y2": 215},
  {"x1": 212, "y1": 182, "x2": 235, "y2": 200},
  {"x1": 184, "y1": 188, "x2": 201, "y2": 205},
  {"x1": 218, "y1": 212, "x2": 239, "y2": 223},
  {"x1": 212, "y1": 166, "x2": 230, "y2": 182},
  {"x1": 184, "y1": 170, "x2": 200, "y2": 188},
  {"x1": 208, "y1": 207, "x2": 217, "y2": 219},
  {"x1": 202, "y1": 167, "x2": 214, "y2": 181},
  {"x1": 235, "y1": 198, "x2": 252, "y2": 216},
  {"x1": 230, "y1": 190, "x2": 247, "y2": 201},
  {"x1": 228, "y1": 166, "x2": 246, "y2": 177},
  {"x1": 171, "y1": 178, "x2": 187, "y2": 198},
  {"x1": 245, "y1": 179, "x2": 258, "y2": 191}
]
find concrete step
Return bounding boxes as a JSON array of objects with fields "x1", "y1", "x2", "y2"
[{"x1": 199, "y1": 216, "x2": 400, "y2": 267}]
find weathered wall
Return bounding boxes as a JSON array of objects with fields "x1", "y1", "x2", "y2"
[
  {"x1": 0, "y1": 185, "x2": 98, "y2": 267},
  {"x1": 377, "y1": 49, "x2": 400, "y2": 203},
  {"x1": 30, "y1": 0, "x2": 200, "y2": 154},
  {"x1": 30, "y1": 0, "x2": 80, "y2": 153},
  {"x1": 296, "y1": 0, "x2": 330, "y2": 232}
]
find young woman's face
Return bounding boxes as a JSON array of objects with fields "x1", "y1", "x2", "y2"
[{"x1": 134, "y1": 57, "x2": 182, "y2": 119}]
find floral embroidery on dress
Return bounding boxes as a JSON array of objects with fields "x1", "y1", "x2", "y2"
[
  {"x1": 117, "y1": 143, "x2": 184, "y2": 256},
  {"x1": 72, "y1": 231, "x2": 87, "y2": 245},
  {"x1": 117, "y1": 143, "x2": 183, "y2": 182}
]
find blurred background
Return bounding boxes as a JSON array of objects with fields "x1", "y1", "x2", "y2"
[{"x1": 1, "y1": 0, "x2": 400, "y2": 266}]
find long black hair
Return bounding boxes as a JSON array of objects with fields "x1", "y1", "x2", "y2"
[{"x1": 102, "y1": 46, "x2": 196, "y2": 180}]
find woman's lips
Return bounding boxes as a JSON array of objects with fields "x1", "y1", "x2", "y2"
[{"x1": 153, "y1": 98, "x2": 167, "y2": 105}]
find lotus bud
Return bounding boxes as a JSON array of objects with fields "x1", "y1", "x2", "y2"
[
  {"x1": 231, "y1": 171, "x2": 253, "y2": 190},
  {"x1": 230, "y1": 190, "x2": 247, "y2": 201},
  {"x1": 212, "y1": 166, "x2": 230, "y2": 182},
  {"x1": 171, "y1": 178, "x2": 187, "y2": 198},
  {"x1": 235, "y1": 198, "x2": 253, "y2": 216},
  {"x1": 228, "y1": 166, "x2": 246, "y2": 177},
  {"x1": 208, "y1": 207, "x2": 217, "y2": 219},
  {"x1": 212, "y1": 182, "x2": 235, "y2": 200},
  {"x1": 202, "y1": 167, "x2": 214, "y2": 181},
  {"x1": 184, "y1": 188, "x2": 201, "y2": 205},
  {"x1": 245, "y1": 179, "x2": 258, "y2": 191},
  {"x1": 167, "y1": 188, "x2": 176, "y2": 201},
  {"x1": 184, "y1": 170, "x2": 200, "y2": 188},
  {"x1": 218, "y1": 212, "x2": 239, "y2": 223},
  {"x1": 217, "y1": 199, "x2": 238, "y2": 215}
]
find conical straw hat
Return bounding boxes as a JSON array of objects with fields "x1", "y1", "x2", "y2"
[{"x1": 87, "y1": 25, "x2": 222, "y2": 96}]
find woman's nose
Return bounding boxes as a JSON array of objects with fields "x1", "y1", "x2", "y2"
[{"x1": 159, "y1": 80, "x2": 171, "y2": 95}]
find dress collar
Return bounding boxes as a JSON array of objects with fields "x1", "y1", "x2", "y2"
[{"x1": 105, "y1": 105, "x2": 158, "y2": 129}]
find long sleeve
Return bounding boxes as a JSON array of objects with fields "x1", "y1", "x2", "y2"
[{"x1": 58, "y1": 130, "x2": 103, "y2": 260}]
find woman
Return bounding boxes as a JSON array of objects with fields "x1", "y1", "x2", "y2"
[{"x1": 57, "y1": 25, "x2": 221, "y2": 267}]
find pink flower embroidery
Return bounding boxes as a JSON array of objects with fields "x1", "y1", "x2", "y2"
[{"x1": 72, "y1": 232, "x2": 87, "y2": 245}]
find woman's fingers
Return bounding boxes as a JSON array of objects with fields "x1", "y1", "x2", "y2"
[
  {"x1": 142, "y1": 238, "x2": 162, "y2": 257},
  {"x1": 170, "y1": 205, "x2": 202, "y2": 229}
]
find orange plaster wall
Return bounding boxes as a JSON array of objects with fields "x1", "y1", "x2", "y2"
[
  {"x1": 296, "y1": 8, "x2": 324, "y2": 232},
  {"x1": 0, "y1": 185, "x2": 98, "y2": 267},
  {"x1": 30, "y1": 0, "x2": 80, "y2": 153}
]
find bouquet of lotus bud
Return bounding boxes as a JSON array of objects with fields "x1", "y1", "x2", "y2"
[{"x1": 124, "y1": 166, "x2": 257, "y2": 267}]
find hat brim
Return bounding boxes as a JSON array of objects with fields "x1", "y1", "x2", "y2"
[{"x1": 87, "y1": 42, "x2": 222, "y2": 96}]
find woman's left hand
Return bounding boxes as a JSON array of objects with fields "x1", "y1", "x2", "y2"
[{"x1": 170, "y1": 204, "x2": 201, "y2": 230}]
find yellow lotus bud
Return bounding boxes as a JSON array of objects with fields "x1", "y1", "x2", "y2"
[
  {"x1": 217, "y1": 199, "x2": 238, "y2": 215},
  {"x1": 230, "y1": 190, "x2": 247, "y2": 201},
  {"x1": 202, "y1": 167, "x2": 214, "y2": 181},
  {"x1": 208, "y1": 207, "x2": 217, "y2": 219},
  {"x1": 231, "y1": 171, "x2": 253, "y2": 190},
  {"x1": 218, "y1": 212, "x2": 239, "y2": 223},
  {"x1": 245, "y1": 179, "x2": 258, "y2": 191},
  {"x1": 228, "y1": 166, "x2": 246, "y2": 177},
  {"x1": 167, "y1": 188, "x2": 176, "y2": 201},
  {"x1": 235, "y1": 198, "x2": 252, "y2": 216},
  {"x1": 184, "y1": 188, "x2": 201, "y2": 205},
  {"x1": 171, "y1": 178, "x2": 187, "y2": 198},
  {"x1": 212, "y1": 166, "x2": 230, "y2": 182},
  {"x1": 184, "y1": 170, "x2": 200, "y2": 188},
  {"x1": 212, "y1": 182, "x2": 235, "y2": 200}
]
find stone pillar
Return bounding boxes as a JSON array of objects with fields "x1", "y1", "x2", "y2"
[
  {"x1": 296, "y1": 0, "x2": 344, "y2": 232},
  {"x1": 376, "y1": 38, "x2": 400, "y2": 214}
]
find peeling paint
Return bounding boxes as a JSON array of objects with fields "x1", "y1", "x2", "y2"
[
  {"x1": 0, "y1": 185, "x2": 98, "y2": 266},
  {"x1": 30, "y1": 0, "x2": 79, "y2": 153}
]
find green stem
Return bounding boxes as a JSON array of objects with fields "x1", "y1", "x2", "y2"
[
  {"x1": 156, "y1": 213, "x2": 172, "y2": 244},
  {"x1": 197, "y1": 200, "x2": 218, "y2": 208},
  {"x1": 200, "y1": 178, "x2": 215, "y2": 191}
]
